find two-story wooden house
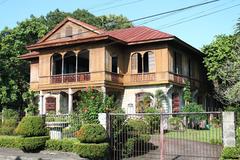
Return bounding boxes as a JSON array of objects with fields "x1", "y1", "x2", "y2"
[{"x1": 20, "y1": 17, "x2": 211, "y2": 114}]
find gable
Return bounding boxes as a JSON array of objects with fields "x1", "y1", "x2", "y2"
[
  {"x1": 45, "y1": 21, "x2": 99, "y2": 42},
  {"x1": 37, "y1": 17, "x2": 103, "y2": 44}
]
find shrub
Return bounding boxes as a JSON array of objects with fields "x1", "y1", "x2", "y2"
[
  {"x1": 122, "y1": 119, "x2": 151, "y2": 157},
  {"x1": 0, "y1": 126, "x2": 15, "y2": 135},
  {"x1": 123, "y1": 138, "x2": 135, "y2": 157},
  {"x1": 46, "y1": 139, "x2": 80, "y2": 152},
  {"x1": 2, "y1": 108, "x2": 19, "y2": 120},
  {"x1": 0, "y1": 136, "x2": 23, "y2": 148},
  {"x1": 46, "y1": 139, "x2": 61, "y2": 151},
  {"x1": 220, "y1": 147, "x2": 240, "y2": 160},
  {"x1": 126, "y1": 118, "x2": 149, "y2": 135},
  {"x1": 19, "y1": 136, "x2": 49, "y2": 152},
  {"x1": 144, "y1": 107, "x2": 160, "y2": 133},
  {"x1": 0, "y1": 119, "x2": 18, "y2": 135},
  {"x1": 15, "y1": 116, "x2": 47, "y2": 137},
  {"x1": 168, "y1": 117, "x2": 183, "y2": 130},
  {"x1": 76, "y1": 124, "x2": 108, "y2": 143},
  {"x1": 237, "y1": 127, "x2": 240, "y2": 146},
  {"x1": 76, "y1": 89, "x2": 115, "y2": 123},
  {"x1": 74, "y1": 143, "x2": 109, "y2": 159},
  {"x1": 182, "y1": 103, "x2": 207, "y2": 129}
]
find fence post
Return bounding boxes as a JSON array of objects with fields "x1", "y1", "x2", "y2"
[
  {"x1": 222, "y1": 112, "x2": 236, "y2": 147},
  {"x1": 160, "y1": 113, "x2": 164, "y2": 160},
  {"x1": 98, "y1": 113, "x2": 107, "y2": 130}
]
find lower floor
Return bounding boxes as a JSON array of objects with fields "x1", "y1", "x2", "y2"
[{"x1": 38, "y1": 84, "x2": 212, "y2": 115}]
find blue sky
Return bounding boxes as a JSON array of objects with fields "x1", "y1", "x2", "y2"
[{"x1": 0, "y1": 0, "x2": 239, "y2": 49}]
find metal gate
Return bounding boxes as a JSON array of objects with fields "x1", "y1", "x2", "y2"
[{"x1": 109, "y1": 112, "x2": 223, "y2": 160}]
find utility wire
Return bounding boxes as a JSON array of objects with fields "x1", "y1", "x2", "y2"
[
  {"x1": 45, "y1": 0, "x2": 222, "y2": 41},
  {"x1": 87, "y1": 0, "x2": 124, "y2": 11},
  {"x1": 91, "y1": 0, "x2": 145, "y2": 12},
  {"x1": 158, "y1": 3, "x2": 240, "y2": 30},
  {"x1": 139, "y1": 0, "x2": 233, "y2": 26},
  {"x1": 129, "y1": 0, "x2": 220, "y2": 22}
]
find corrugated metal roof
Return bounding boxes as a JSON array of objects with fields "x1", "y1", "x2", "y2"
[{"x1": 104, "y1": 26, "x2": 174, "y2": 43}]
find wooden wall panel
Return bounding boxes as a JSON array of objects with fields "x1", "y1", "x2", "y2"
[{"x1": 30, "y1": 62, "x2": 39, "y2": 82}]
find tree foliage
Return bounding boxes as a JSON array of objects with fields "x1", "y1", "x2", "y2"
[
  {"x1": 202, "y1": 34, "x2": 240, "y2": 104},
  {"x1": 183, "y1": 81, "x2": 192, "y2": 104},
  {"x1": 0, "y1": 9, "x2": 132, "y2": 110}
]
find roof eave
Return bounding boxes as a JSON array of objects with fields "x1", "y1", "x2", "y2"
[
  {"x1": 173, "y1": 37, "x2": 203, "y2": 56},
  {"x1": 27, "y1": 35, "x2": 110, "y2": 50}
]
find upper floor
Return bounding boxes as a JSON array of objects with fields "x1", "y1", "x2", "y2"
[{"x1": 21, "y1": 17, "x2": 206, "y2": 91}]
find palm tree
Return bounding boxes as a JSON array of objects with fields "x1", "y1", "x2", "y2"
[{"x1": 155, "y1": 89, "x2": 168, "y2": 112}]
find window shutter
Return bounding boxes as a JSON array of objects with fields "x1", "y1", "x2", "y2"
[
  {"x1": 131, "y1": 53, "x2": 138, "y2": 74},
  {"x1": 148, "y1": 52, "x2": 155, "y2": 72}
]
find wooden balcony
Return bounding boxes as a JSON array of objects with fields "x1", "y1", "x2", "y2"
[
  {"x1": 36, "y1": 71, "x2": 200, "y2": 90},
  {"x1": 130, "y1": 73, "x2": 156, "y2": 82},
  {"x1": 105, "y1": 71, "x2": 123, "y2": 84},
  {"x1": 50, "y1": 72, "x2": 90, "y2": 83},
  {"x1": 123, "y1": 72, "x2": 200, "y2": 87}
]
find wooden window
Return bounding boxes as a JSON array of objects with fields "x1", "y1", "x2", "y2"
[
  {"x1": 112, "y1": 56, "x2": 118, "y2": 73},
  {"x1": 172, "y1": 93, "x2": 180, "y2": 113},
  {"x1": 148, "y1": 51, "x2": 155, "y2": 72},
  {"x1": 173, "y1": 51, "x2": 182, "y2": 74},
  {"x1": 131, "y1": 53, "x2": 138, "y2": 74},
  {"x1": 45, "y1": 97, "x2": 56, "y2": 112}
]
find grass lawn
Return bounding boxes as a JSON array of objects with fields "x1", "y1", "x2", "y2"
[{"x1": 165, "y1": 127, "x2": 222, "y2": 144}]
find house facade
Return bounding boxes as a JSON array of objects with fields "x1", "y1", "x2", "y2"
[{"x1": 21, "y1": 17, "x2": 212, "y2": 115}]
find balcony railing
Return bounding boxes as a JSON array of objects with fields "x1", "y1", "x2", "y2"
[
  {"x1": 169, "y1": 72, "x2": 200, "y2": 87},
  {"x1": 50, "y1": 72, "x2": 90, "y2": 83},
  {"x1": 105, "y1": 71, "x2": 123, "y2": 83},
  {"x1": 130, "y1": 73, "x2": 156, "y2": 82}
]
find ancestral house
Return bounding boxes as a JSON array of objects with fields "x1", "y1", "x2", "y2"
[{"x1": 20, "y1": 17, "x2": 212, "y2": 115}]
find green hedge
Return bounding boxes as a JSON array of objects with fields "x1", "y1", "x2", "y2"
[
  {"x1": 0, "y1": 136, "x2": 23, "y2": 148},
  {"x1": 74, "y1": 143, "x2": 109, "y2": 159},
  {"x1": 0, "y1": 119, "x2": 18, "y2": 135},
  {"x1": 76, "y1": 124, "x2": 108, "y2": 143},
  {"x1": 46, "y1": 139, "x2": 80, "y2": 152},
  {"x1": 15, "y1": 116, "x2": 47, "y2": 137},
  {"x1": 220, "y1": 147, "x2": 240, "y2": 160},
  {"x1": 20, "y1": 136, "x2": 49, "y2": 152},
  {"x1": 0, "y1": 136, "x2": 49, "y2": 152}
]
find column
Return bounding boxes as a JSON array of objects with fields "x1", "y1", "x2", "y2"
[
  {"x1": 61, "y1": 54, "x2": 64, "y2": 83},
  {"x1": 75, "y1": 53, "x2": 78, "y2": 82},
  {"x1": 68, "y1": 88, "x2": 73, "y2": 114},
  {"x1": 101, "y1": 86, "x2": 106, "y2": 98},
  {"x1": 39, "y1": 91, "x2": 44, "y2": 115}
]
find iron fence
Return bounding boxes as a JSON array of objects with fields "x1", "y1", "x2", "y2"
[
  {"x1": 109, "y1": 112, "x2": 223, "y2": 160},
  {"x1": 44, "y1": 114, "x2": 82, "y2": 139}
]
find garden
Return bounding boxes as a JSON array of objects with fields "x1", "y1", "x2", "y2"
[{"x1": 0, "y1": 86, "x2": 237, "y2": 159}]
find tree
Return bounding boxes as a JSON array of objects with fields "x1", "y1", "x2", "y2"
[
  {"x1": 22, "y1": 90, "x2": 39, "y2": 115},
  {"x1": 183, "y1": 81, "x2": 192, "y2": 104},
  {"x1": 202, "y1": 34, "x2": 240, "y2": 105},
  {"x1": 155, "y1": 89, "x2": 168, "y2": 111},
  {"x1": 98, "y1": 14, "x2": 133, "y2": 30}
]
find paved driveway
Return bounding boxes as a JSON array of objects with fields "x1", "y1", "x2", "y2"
[{"x1": 125, "y1": 136, "x2": 222, "y2": 160}]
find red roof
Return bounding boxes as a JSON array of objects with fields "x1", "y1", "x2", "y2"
[
  {"x1": 20, "y1": 51, "x2": 39, "y2": 59},
  {"x1": 22, "y1": 18, "x2": 200, "y2": 60},
  {"x1": 104, "y1": 26, "x2": 174, "y2": 44}
]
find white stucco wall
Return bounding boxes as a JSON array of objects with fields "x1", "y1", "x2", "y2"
[{"x1": 121, "y1": 85, "x2": 172, "y2": 114}]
